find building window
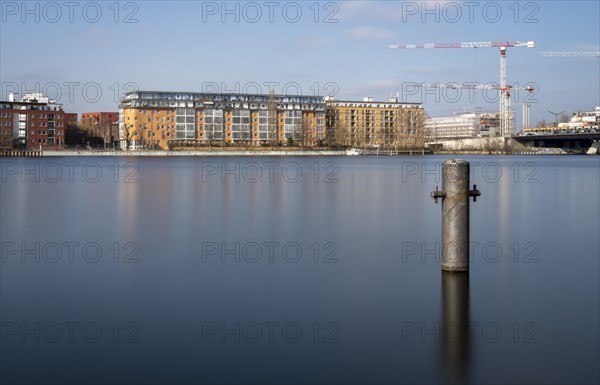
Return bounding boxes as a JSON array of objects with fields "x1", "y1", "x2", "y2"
[
  {"x1": 175, "y1": 107, "x2": 196, "y2": 140},
  {"x1": 231, "y1": 109, "x2": 250, "y2": 141},
  {"x1": 258, "y1": 110, "x2": 277, "y2": 140},
  {"x1": 284, "y1": 110, "x2": 303, "y2": 140},
  {"x1": 204, "y1": 109, "x2": 224, "y2": 140}
]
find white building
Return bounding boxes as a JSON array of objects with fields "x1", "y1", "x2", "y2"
[
  {"x1": 558, "y1": 107, "x2": 600, "y2": 130},
  {"x1": 426, "y1": 111, "x2": 502, "y2": 141}
]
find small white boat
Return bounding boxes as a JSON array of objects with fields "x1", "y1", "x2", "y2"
[{"x1": 346, "y1": 148, "x2": 362, "y2": 156}]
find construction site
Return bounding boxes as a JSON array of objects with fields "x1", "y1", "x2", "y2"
[{"x1": 389, "y1": 41, "x2": 600, "y2": 154}]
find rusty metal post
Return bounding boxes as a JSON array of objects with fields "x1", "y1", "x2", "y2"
[{"x1": 431, "y1": 160, "x2": 480, "y2": 271}]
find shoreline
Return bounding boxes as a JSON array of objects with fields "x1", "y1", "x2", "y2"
[
  {"x1": 0, "y1": 148, "x2": 592, "y2": 157},
  {"x1": 25, "y1": 149, "x2": 348, "y2": 157}
]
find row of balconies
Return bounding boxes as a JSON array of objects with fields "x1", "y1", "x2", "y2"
[{"x1": 123, "y1": 100, "x2": 325, "y2": 111}]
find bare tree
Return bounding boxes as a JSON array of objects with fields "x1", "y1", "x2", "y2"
[
  {"x1": 81, "y1": 116, "x2": 94, "y2": 137},
  {"x1": 325, "y1": 104, "x2": 338, "y2": 147},
  {"x1": 425, "y1": 121, "x2": 436, "y2": 144},
  {"x1": 122, "y1": 123, "x2": 135, "y2": 150},
  {"x1": 293, "y1": 118, "x2": 304, "y2": 150},
  {"x1": 267, "y1": 92, "x2": 278, "y2": 146},
  {"x1": 205, "y1": 127, "x2": 214, "y2": 151},
  {"x1": 101, "y1": 121, "x2": 113, "y2": 150},
  {"x1": 0, "y1": 126, "x2": 13, "y2": 149},
  {"x1": 297, "y1": 114, "x2": 315, "y2": 150},
  {"x1": 325, "y1": 102, "x2": 355, "y2": 149},
  {"x1": 303, "y1": 114, "x2": 314, "y2": 148},
  {"x1": 405, "y1": 110, "x2": 420, "y2": 151},
  {"x1": 559, "y1": 112, "x2": 571, "y2": 123}
]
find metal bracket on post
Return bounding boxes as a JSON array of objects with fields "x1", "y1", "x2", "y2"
[
  {"x1": 431, "y1": 186, "x2": 446, "y2": 203},
  {"x1": 469, "y1": 185, "x2": 481, "y2": 202},
  {"x1": 431, "y1": 160, "x2": 481, "y2": 272}
]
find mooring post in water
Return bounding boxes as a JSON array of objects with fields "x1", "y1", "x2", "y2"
[{"x1": 431, "y1": 160, "x2": 481, "y2": 271}]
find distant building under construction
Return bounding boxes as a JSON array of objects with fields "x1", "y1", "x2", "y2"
[{"x1": 426, "y1": 111, "x2": 505, "y2": 141}]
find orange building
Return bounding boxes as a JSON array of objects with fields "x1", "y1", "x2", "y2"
[{"x1": 119, "y1": 91, "x2": 325, "y2": 150}]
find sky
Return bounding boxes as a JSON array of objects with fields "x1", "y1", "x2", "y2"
[{"x1": 1, "y1": 0, "x2": 599, "y2": 129}]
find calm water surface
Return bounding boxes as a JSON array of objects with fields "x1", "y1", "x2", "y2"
[{"x1": 1, "y1": 155, "x2": 598, "y2": 384}]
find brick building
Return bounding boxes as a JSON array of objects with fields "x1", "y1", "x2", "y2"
[
  {"x1": 82, "y1": 112, "x2": 119, "y2": 143},
  {"x1": 0, "y1": 93, "x2": 67, "y2": 149},
  {"x1": 65, "y1": 113, "x2": 78, "y2": 126}
]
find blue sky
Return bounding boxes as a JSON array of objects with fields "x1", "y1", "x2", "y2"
[{"x1": 1, "y1": 0, "x2": 598, "y2": 129}]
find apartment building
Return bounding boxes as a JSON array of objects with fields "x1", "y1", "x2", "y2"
[
  {"x1": 82, "y1": 112, "x2": 119, "y2": 146},
  {"x1": 119, "y1": 91, "x2": 325, "y2": 150},
  {"x1": 0, "y1": 93, "x2": 67, "y2": 149},
  {"x1": 65, "y1": 113, "x2": 78, "y2": 126},
  {"x1": 325, "y1": 96, "x2": 425, "y2": 149},
  {"x1": 82, "y1": 112, "x2": 119, "y2": 135}
]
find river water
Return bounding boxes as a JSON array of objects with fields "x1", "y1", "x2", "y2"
[{"x1": 1, "y1": 155, "x2": 598, "y2": 384}]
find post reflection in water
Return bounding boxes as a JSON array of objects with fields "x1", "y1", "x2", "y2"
[{"x1": 441, "y1": 271, "x2": 470, "y2": 383}]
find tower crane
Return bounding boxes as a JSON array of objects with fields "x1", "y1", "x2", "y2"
[
  {"x1": 389, "y1": 41, "x2": 536, "y2": 136},
  {"x1": 409, "y1": 82, "x2": 534, "y2": 94}
]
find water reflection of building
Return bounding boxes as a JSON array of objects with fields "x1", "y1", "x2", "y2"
[{"x1": 441, "y1": 271, "x2": 470, "y2": 383}]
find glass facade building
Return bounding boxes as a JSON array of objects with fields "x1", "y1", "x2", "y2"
[{"x1": 119, "y1": 91, "x2": 325, "y2": 150}]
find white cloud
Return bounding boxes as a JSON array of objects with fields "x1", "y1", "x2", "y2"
[
  {"x1": 348, "y1": 27, "x2": 394, "y2": 41},
  {"x1": 296, "y1": 35, "x2": 336, "y2": 49},
  {"x1": 367, "y1": 79, "x2": 402, "y2": 89},
  {"x1": 338, "y1": 0, "x2": 455, "y2": 22},
  {"x1": 11, "y1": 67, "x2": 70, "y2": 82},
  {"x1": 85, "y1": 26, "x2": 114, "y2": 47},
  {"x1": 338, "y1": 1, "x2": 404, "y2": 21},
  {"x1": 85, "y1": 26, "x2": 111, "y2": 37},
  {"x1": 569, "y1": 43, "x2": 600, "y2": 52}
]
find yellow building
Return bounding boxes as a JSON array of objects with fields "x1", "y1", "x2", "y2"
[
  {"x1": 325, "y1": 96, "x2": 425, "y2": 150},
  {"x1": 119, "y1": 91, "x2": 325, "y2": 150}
]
